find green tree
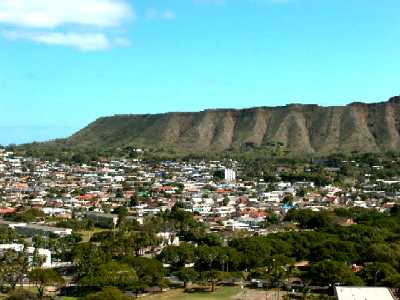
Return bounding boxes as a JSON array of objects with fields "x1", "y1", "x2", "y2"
[
  {"x1": 359, "y1": 262, "x2": 399, "y2": 286},
  {"x1": 195, "y1": 246, "x2": 220, "y2": 272},
  {"x1": 5, "y1": 289, "x2": 38, "y2": 300},
  {"x1": 282, "y1": 194, "x2": 294, "y2": 206},
  {"x1": 266, "y1": 212, "x2": 280, "y2": 225},
  {"x1": 176, "y1": 268, "x2": 198, "y2": 288},
  {"x1": 129, "y1": 196, "x2": 139, "y2": 207},
  {"x1": 122, "y1": 256, "x2": 165, "y2": 287},
  {"x1": 130, "y1": 231, "x2": 159, "y2": 256},
  {"x1": 72, "y1": 243, "x2": 110, "y2": 281},
  {"x1": 311, "y1": 240, "x2": 359, "y2": 263},
  {"x1": 0, "y1": 250, "x2": 27, "y2": 290},
  {"x1": 5, "y1": 208, "x2": 45, "y2": 223},
  {"x1": 32, "y1": 235, "x2": 47, "y2": 249},
  {"x1": 205, "y1": 270, "x2": 227, "y2": 292},
  {"x1": 28, "y1": 268, "x2": 65, "y2": 299},
  {"x1": 115, "y1": 189, "x2": 124, "y2": 199},
  {"x1": 223, "y1": 196, "x2": 230, "y2": 206},
  {"x1": 116, "y1": 206, "x2": 128, "y2": 229},
  {"x1": 365, "y1": 243, "x2": 399, "y2": 265},
  {"x1": 32, "y1": 248, "x2": 45, "y2": 268},
  {"x1": 285, "y1": 209, "x2": 333, "y2": 229},
  {"x1": 159, "y1": 243, "x2": 195, "y2": 270},
  {"x1": 308, "y1": 260, "x2": 364, "y2": 286},
  {"x1": 229, "y1": 237, "x2": 272, "y2": 269},
  {"x1": 79, "y1": 262, "x2": 138, "y2": 289},
  {"x1": 0, "y1": 228, "x2": 19, "y2": 243}
]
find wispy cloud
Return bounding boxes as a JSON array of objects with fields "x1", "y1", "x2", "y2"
[
  {"x1": 0, "y1": 0, "x2": 134, "y2": 51},
  {"x1": 2, "y1": 31, "x2": 111, "y2": 51},
  {"x1": 146, "y1": 9, "x2": 176, "y2": 21},
  {"x1": 0, "y1": 0, "x2": 134, "y2": 28}
]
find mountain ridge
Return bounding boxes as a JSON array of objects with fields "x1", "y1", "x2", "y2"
[
  {"x1": 38, "y1": 96, "x2": 400, "y2": 156},
  {"x1": 94, "y1": 96, "x2": 400, "y2": 118}
]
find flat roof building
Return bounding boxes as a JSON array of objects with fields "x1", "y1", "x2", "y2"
[
  {"x1": 335, "y1": 287, "x2": 396, "y2": 300},
  {"x1": 0, "y1": 220, "x2": 72, "y2": 237}
]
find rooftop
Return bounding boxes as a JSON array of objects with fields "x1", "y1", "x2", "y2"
[{"x1": 335, "y1": 287, "x2": 395, "y2": 300}]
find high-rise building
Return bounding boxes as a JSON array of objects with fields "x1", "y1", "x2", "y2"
[{"x1": 224, "y1": 168, "x2": 236, "y2": 182}]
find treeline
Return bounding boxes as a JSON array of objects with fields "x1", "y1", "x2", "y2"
[
  {"x1": 4, "y1": 205, "x2": 400, "y2": 299},
  {"x1": 157, "y1": 206, "x2": 400, "y2": 290}
]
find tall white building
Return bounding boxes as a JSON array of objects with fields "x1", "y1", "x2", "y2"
[{"x1": 224, "y1": 168, "x2": 236, "y2": 182}]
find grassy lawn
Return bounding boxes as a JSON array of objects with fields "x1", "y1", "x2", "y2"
[
  {"x1": 2, "y1": 287, "x2": 245, "y2": 300},
  {"x1": 143, "y1": 287, "x2": 241, "y2": 300},
  {"x1": 55, "y1": 288, "x2": 240, "y2": 300}
]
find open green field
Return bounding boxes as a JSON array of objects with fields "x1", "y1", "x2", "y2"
[
  {"x1": 2, "y1": 287, "x2": 288, "y2": 300},
  {"x1": 143, "y1": 287, "x2": 241, "y2": 300}
]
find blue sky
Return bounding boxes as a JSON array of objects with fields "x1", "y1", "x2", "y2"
[{"x1": 0, "y1": 0, "x2": 399, "y2": 145}]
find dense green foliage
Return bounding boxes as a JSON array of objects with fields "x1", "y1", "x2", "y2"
[
  {"x1": 83, "y1": 287, "x2": 131, "y2": 300},
  {"x1": 155, "y1": 206, "x2": 400, "y2": 289},
  {"x1": 4, "y1": 208, "x2": 45, "y2": 223},
  {"x1": 5, "y1": 290, "x2": 38, "y2": 300},
  {"x1": 29, "y1": 268, "x2": 65, "y2": 298},
  {"x1": 3, "y1": 203, "x2": 400, "y2": 298}
]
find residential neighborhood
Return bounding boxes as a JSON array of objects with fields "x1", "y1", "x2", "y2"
[{"x1": 1, "y1": 147, "x2": 400, "y2": 299}]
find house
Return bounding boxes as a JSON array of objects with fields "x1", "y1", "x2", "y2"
[
  {"x1": 86, "y1": 212, "x2": 118, "y2": 228},
  {"x1": 156, "y1": 232, "x2": 180, "y2": 247},
  {"x1": 0, "y1": 207, "x2": 16, "y2": 215},
  {"x1": 223, "y1": 219, "x2": 249, "y2": 231},
  {"x1": 0, "y1": 220, "x2": 72, "y2": 237},
  {"x1": 0, "y1": 244, "x2": 52, "y2": 268}
]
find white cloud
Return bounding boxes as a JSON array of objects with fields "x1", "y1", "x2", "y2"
[
  {"x1": 146, "y1": 8, "x2": 176, "y2": 21},
  {"x1": 3, "y1": 31, "x2": 111, "y2": 51},
  {"x1": 0, "y1": 0, "x2": 134, "y2": 51},
  {"x1": 0, "y1": 0, "x2": 134, "y2": 28}
]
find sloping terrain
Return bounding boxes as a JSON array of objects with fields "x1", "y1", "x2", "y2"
[{"x1": 57, "y1": 96, "x2": 400, "y2": 156}]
